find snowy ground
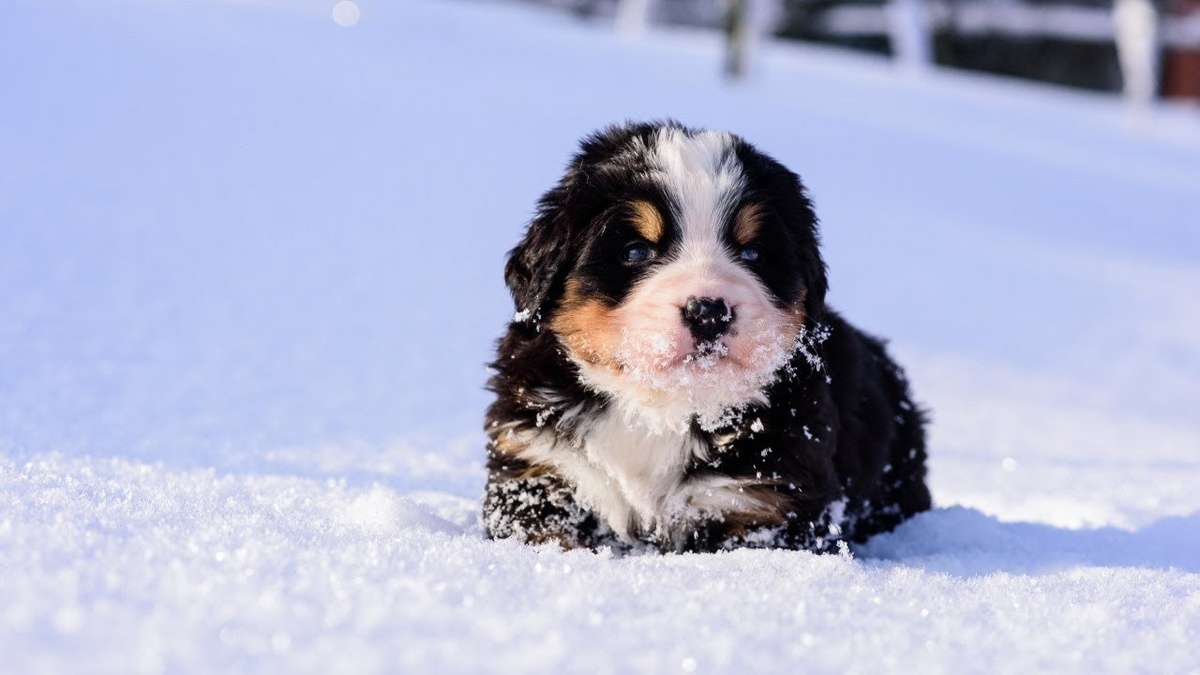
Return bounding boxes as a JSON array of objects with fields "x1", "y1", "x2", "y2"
[{"x1": 2, "y1": 0, "x2": 1199, "y2": 672}]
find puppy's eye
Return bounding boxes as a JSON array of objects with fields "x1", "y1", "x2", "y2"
[
  {"x1": 739, "y1": 245, "x2": 761, "y2": 263},
  {"x1": 622, "y1": 241, "x2": 656, "y2": 264}
]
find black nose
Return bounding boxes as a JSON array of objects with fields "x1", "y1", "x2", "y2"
[{"x1": 682, "y1": 296, "x2": 733, "y2": 342}]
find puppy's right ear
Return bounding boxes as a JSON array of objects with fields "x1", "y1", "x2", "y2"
[{"x1": 504, "y1": 184, "x2": 575, "y2": 327}]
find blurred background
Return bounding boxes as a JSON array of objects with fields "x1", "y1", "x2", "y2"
[
  {"x1": 2, "y1": 0, "x2": 1198, "y2": 517},
  {"x1": 526, "y1": 0, "x2": 1200, "y2": 100}
]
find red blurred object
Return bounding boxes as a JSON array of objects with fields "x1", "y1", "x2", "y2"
[{"x1": 1162, "y1": 0, "x2": 1200, "y2": 99}]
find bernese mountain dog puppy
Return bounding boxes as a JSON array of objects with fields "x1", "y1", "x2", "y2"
[{"x1": 483, "y1": 121, "x2": 930, "y2": 553}]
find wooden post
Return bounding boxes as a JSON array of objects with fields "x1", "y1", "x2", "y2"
[
  {"x1": 888, "y1": 0, "x2": 933, "y2": 72},
  {"x1": 1114, "y1": 0, "x2": 1161, "y2": 108},
  {"x1": 725, "y1": 0, "x2": 750, "y2": 79},
  {"x1": 616, "y1": 0, "x2": 652, "y2": 38}
]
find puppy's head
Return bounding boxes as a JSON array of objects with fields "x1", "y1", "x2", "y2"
[{"x1": 506, "y1": 121, "x2": 827, "y2": 429}]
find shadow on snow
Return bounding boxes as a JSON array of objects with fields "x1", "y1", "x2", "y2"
[{"x1": 857, "y1": 506, "x2": 1200, "y2": 575}]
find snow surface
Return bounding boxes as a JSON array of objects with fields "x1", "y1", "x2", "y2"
[{"x1": 2, "y1": 0, "x2": 1200, "y2": 672}]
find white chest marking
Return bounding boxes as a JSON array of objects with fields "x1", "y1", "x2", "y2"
[{"x1": 514, "y1": 407, "x2": 774, "y2": 543}]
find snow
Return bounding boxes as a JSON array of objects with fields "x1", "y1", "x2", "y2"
[{"x1": 2, "y1": 0, "x2": 1199, "y2": 672}]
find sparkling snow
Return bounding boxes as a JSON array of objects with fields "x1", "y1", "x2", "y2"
[{"x1": 2, "y1": 0, "x2": 1199, "y2": 672}]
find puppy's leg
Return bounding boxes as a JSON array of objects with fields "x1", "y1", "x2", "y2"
[
  {"x1": 482, "y1": 466, "x2": 605, "y2": 550},
  {"x1": 861, "y1": 355, "x2": 933, "y2": 538}
]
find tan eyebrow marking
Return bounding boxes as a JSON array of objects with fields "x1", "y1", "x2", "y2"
[
  {"x1": 628, "y1": 200, "x2": 664, "y2": 244},
  {"x1": 733, "y1": 202, "x2": 764, "y2": 245}
]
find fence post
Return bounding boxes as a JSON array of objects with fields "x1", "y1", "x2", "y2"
[
  {"x1": 888, "y1": 0, "x2": 934, "y2": 71},
  {"x1": 725, "y1": 0, "x2": 751, "y2": 79},
  {"x1": 616, "y1": 0, "x2": 652, "y2": 37},
  {"x1": 1114, "y1": 0, "x2": 1161, "y2": 109}
]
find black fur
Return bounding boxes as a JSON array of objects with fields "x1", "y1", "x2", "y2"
[{"x1": 483, "y1": 121, "x2": 930, "y2": 553}]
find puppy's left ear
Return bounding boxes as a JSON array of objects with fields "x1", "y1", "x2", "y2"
[
  {"x1": 504, "y1": 184, "x2": 574, "y2": 326},
  {"x1": 781, "y1": 180, "x2": 828, "y2": 325},
  {"x1": 800, "y1": 243, "x2": 828, "y2": 325},
  {"x1": 733, "y1": 140, "x2": 828, "y2": 325}
]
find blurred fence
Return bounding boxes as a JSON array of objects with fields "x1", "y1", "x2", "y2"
[
  {"x1": 813, "y1": 0, "x2": 1199, "y2": 47},
  {"x1": 810, "y1": 0, "x2": 1200, "y2": 101},
  {"x1": 595, "y1": 0, "x2": 1200, "y2": 101}
]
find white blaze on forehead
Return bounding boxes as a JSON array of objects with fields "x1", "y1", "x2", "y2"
[{"x1": 648, "y1": 127, "x2": 745, "y2": 258}]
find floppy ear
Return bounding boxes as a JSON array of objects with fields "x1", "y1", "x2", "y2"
[
  {"x1": 505, "y1": 123, "x2": 656, "y2": 325},
  {"x1": 731, "y1": 139, "x2": 828, "y2": 325},
  {"x1": 792, "y1": 192, "x2": 828, "y2": 325},
  {"x1": 777, "y1": 173, "x2": 828, "y2": 325},
  {"x1": 799, "y1": 238, "x2": 828, "y2": 325},
  {"x1": 775, "y1": 173, "x2": 828, "y2": 325},
  {"x1": 504, "y1": 184, "x2": 575, "y2": 325}
]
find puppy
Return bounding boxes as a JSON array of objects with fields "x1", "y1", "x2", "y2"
[{"x1": 482, "y1": 121, "x2": 930, "y2": 553}]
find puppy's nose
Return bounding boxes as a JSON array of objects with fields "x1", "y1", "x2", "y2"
[{"x1": 682, "y1": 296, "x2": 733, "y2": 342}]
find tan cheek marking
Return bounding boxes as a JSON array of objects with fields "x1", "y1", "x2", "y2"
[
  {"x1": 732, "y1": 203, "x2": 764, "y2": 246},
  {"x1": 551, "y1": 279, "x2": 622, "y2": 369},
  {"x1": 629, "y1": 199, "x2": 664, "y2": 244}
]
